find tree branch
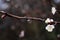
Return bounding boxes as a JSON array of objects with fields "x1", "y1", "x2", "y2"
[
  {"x1": 0, "y1": 11, "x2": 60, "y2": 25},
  {"x1": 7, "y1": 13, "x2": 45, "y2": 21}
]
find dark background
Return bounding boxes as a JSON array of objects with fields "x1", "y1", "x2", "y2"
[{"x1": 0, "y1": 0, "x2": 60, "y2": 40}]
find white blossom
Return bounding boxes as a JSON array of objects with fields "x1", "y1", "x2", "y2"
[
  {"x1": 45, "y1": 18, "x2": 51, "y2": 23},
  {"x1": 19, "y1": 30, "x2": 24, "y2": 38},
  {"x1": 51, "y1": 7, "x2": 56, "y2": 15},
  {"x1": 45, "y1": 18, "x2": 54, "y2": 23},
  {"x1": 45, "y1": 24, "x2": 55, "y2": 32},
  {"x1": 27, "y1": 19, "x2": 32, "y2": 23},
  {"x1": 27, "y1": 19, "x2": 31, "y2": 22},
  {"x1": 50, "y1": 19, "x2": 54, "y2": 22}
]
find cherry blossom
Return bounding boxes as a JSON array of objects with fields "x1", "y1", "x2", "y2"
[
  {"x1": 51, "y1": 7, "x2": 56, "y2": 15},
  {"x1": 45, "y1": 18, "x2": 54, "y2": 24},
  {"x1": 45, "y1": 24, "x2": 55, "y2": 32},
  {"x1": 19, "y1": 30, "x2": 24, "y2": 38}
]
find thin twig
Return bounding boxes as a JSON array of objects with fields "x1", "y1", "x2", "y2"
[{"x1": 7, "y1": 13, "x2": 45, "y2": 21}]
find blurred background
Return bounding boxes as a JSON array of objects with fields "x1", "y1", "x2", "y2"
[{"x1": 0, "y1": 0, "x2": 60, "y2": 40}]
